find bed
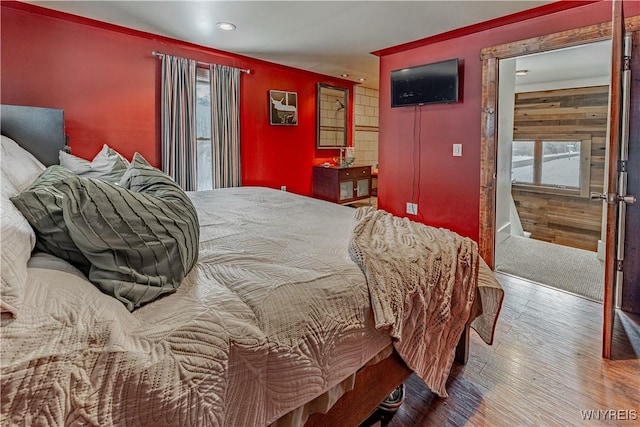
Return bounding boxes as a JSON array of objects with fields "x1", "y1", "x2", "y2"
[{"x1": 1, "y1": 104, "x2": 504, "y2": 426}]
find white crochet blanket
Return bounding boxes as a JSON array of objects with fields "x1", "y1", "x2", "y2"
[{"x1": 349, "y1": 207, "x2": 478, "y2": 397}]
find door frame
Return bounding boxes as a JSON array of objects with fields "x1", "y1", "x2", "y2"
[
  {"x1": 478, "y1": 15, "x2": 640, "y2": 268},
  {"x1": 478, "y1": 15, "x2": 640, "y2": 357}
]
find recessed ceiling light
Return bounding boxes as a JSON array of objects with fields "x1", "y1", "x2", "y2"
[
  {"x1": 515, "y1": 69, "x2": 529, "y2": 76},
  {"x1": 216, "y1": 22, "x2": 236, "y2": 31},
  {"x1": 358, "y1": 78, "x2": 366, "y2": 82},
  {"x1": 341, "y1": 73, "x2": 349, "y2": 77}
]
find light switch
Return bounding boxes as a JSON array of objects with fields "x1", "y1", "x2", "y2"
[{"x1": 453, "y1": 144, "x2": 462, "y2": 157}]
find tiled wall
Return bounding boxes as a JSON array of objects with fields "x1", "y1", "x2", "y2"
[{"x1": 353, "y1": 86, "x2": 379, "y2": 166}]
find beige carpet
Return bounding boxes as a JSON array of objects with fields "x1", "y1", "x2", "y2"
[{"x1": 495, "y1": 235, "x2": 604, "y2": 302}]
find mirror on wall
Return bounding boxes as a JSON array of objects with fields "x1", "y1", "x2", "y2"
[{"x1": 317, "y1": 83, "x2": 348, "y2": 149}]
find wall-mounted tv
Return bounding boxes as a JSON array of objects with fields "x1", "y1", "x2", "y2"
[{"x1": 390, "y1": 58, "x2": 460, "y2": 107}]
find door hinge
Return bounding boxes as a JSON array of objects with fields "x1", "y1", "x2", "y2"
[
  {"x1": 616, "y1": 259, "x2": 623, "y2": 272},
  {"x1": 619, "y1": 160, "x2": 627, "y2": 173}
]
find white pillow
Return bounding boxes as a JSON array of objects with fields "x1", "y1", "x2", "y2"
[
  {"x1": 59, "y1": 144, "x2": 129, "y2": 183},
  {"x1": 1, "y1": 135, "x2": 46, "y2": 197},
  {"x1": 1, "y1": 135, "x2": 44, "y2": 317},
  {"x1": 1, "y1": 200, "x2": 38, "y2": 317}
]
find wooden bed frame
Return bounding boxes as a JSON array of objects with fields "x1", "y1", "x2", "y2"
[
  {"x1": 306, "y1": 326, "x2": 469, "y2": 426},
  {"x1": 1, "y1": 103, "x2": 471, "y2": 427}
]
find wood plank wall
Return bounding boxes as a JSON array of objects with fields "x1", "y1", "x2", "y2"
[{"x1": 512, "y1": 86, "x2": 608, "y2": 251}]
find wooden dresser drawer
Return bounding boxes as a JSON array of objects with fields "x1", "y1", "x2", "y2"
[{"x1": 338, "y1": 166, "x2": 370, "y2": 180}]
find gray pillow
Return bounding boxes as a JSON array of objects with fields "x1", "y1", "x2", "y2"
[
  {"x1": 58, "y1": 154, "x2": 199, "y2": 311},
  {"x1": 10, "y1": 166, "x2": 91, "y2": 273},
  {"x1": 59, "y1": 144, "x2": 129, "y2": 184}
]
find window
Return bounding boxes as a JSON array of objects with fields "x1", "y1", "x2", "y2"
[
  {"x1": 196, "y1": 68, "x2": 212, "y2": 191},
  {"x1": 511, "y1": 136, "x2": 591, "y2": 197}
]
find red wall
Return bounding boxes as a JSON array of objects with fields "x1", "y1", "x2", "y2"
[
  {"x1": 1, "y1": 2, "x2": 353, "y2": 196},
  {"x1": 377, "y1": 0, "x2": 640, "y2": 241}
]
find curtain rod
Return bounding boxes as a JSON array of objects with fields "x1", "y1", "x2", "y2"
[{"x1": 152, "y1": 51, "x2": 252, "y2": 74}]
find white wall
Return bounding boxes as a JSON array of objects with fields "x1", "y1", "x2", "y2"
[
  {"x1": 496, "y1": 58, "x2": 517, "y2": 245},
  {"x1": 515, "y1": 76, "x2": 610, "y2": 93}
]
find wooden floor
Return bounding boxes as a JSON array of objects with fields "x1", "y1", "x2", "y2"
[{"x1": 385, "y1": 273, "x2": 640, "y2": 427}]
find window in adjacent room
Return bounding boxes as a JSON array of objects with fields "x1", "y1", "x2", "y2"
[
  {"x1": 511, "y1": 135, "x2": 591, "y2": 197},
  {"x1": 196, "y1": 68, "x2": 213, "y2": 191}
]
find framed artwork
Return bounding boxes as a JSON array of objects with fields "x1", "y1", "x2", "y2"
[{"x1": 269, "y1": 90, "x2": 298, "y2": 125}]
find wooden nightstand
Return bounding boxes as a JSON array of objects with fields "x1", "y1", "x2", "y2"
[{"x1": 313, "y1": 165, "x2": 372, "y2": 204}]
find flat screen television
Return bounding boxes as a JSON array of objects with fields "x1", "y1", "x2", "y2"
[{"x1": 390, "y1": 58, "x2": 459, "y2": 107}]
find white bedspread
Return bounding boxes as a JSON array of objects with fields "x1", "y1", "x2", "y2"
[
  {"x1": 1, "y1": 187, "x2": 391, "y2": 426},
  {"x1": 1, "y1": 187, "x2": 502, "y2": 426}
]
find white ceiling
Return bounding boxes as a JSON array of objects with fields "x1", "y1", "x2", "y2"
[
  {"x1": 25, "y1": 1, "x2": 611, "y2": 89},
  {"x1": 515, "y1": 40, "x2": 612, "y2": 93}
]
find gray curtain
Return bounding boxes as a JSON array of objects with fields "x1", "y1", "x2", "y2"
[
  {"x1": 161, "y1": 55, "x2": 197, "y2": 191},
  {"x1": 209, "y1": 64, "x2": 241, "y2": 188}
]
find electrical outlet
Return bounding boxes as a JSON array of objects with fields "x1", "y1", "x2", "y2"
[
  {"x1": 280, "y1": 185, "x2": 287, "y2": 191},
  {"x1": 453, "y1": 144, "x2": 462, "y2": 157},
  {"x1": 406, "y1": 202, "x2": 418, "y2": 215}
]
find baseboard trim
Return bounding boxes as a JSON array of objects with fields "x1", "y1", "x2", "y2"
[{"x1": 597, "y1": 239, "x2": 605, "y2": 261}]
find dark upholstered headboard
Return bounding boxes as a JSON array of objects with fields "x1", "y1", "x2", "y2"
[{"x1": 1, "y1": 104, "x2": 66, "y2": 166}]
